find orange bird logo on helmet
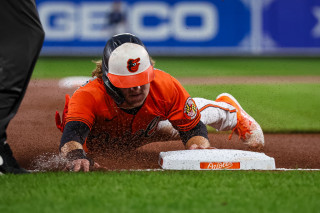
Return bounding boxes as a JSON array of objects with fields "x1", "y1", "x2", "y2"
[{"x1": 127, "y1": 58, "x2": 140, "y2": 72}]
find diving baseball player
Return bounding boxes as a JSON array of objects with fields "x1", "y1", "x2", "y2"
[{"x1": 56, "y1": 33, "x2": 264, "y2": 172}]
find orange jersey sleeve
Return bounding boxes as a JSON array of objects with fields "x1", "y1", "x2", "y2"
[
  {"x1": 148, "y1": 70, "x2": 201, "y2": 132},
  {"x1": 65, "y1": 78, "x2": 111, "y2": 129},
  {"x1": 166, "y1": 75, "x2": 200, "y2": 131},
  {"x1": 66, "y1": 90, "x2": 96, "y2": 129}
]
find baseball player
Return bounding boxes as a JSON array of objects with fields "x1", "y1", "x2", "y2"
[
  {"x1": 56, "y1": 33, "x2": 264, "y2": 172},
  {"x1": 0, "y1": 0, "x2": 44, "y2": 174}
]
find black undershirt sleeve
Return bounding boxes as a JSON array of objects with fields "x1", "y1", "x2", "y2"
[
  {"x1": 59, "y1": 121, "x2": 90, "y2": 150},
  {"x1": 179, "y1": 120, "x2": 209, "y2": 145},
  {"x1": 60, "y1": 120, "x2": 207, "y2": 149}
]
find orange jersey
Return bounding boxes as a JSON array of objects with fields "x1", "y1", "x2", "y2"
[{"x1": 66, "y1": 69, "x2": 200, "y2": 150}]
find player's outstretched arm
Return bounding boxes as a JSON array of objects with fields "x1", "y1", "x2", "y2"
[
  {"x1": 60, "y1": 141, "x2": 100, "y2": 172},
  {"x1": 179, "y1": 121, "x2": 214, "y2": 150},
  {"x1": 59, "y1": 120, "x2": 101, "y2": 172}
]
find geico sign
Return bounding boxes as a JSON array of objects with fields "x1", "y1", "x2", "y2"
[
  {"x1": 38, "y1": 1, "x2": 218, "y2": 41},
  {"x1": 131, "y1": 2, "x2": 218, "y2": 41}
]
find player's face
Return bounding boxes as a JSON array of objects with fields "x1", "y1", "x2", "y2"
[{"x1": 119, "y1": 83, "x2": 150, "y2": 109}]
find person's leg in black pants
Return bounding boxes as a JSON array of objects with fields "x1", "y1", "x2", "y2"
[{"x1": 0, "y1": 0, "x2": 45, "y2": 174}]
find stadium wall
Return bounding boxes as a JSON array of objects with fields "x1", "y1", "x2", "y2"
[{"x1": 36, "y1": 0, "x2": 320, "y2": 56}]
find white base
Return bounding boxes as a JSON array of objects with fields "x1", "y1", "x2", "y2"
[
  {"x1": 159, "y1": 149, "x2": 276, "y2": 170},
  {"x1": 58, "y1": 76, "x2": 91, "y2": 88}
]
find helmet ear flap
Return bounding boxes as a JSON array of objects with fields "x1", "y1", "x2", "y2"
[
  {"x1": 102, "y1": 74, "x2": 125, "y2": 105},
  {"x1": 101, "y1": 54, "x2": 124, "y2": 105}
]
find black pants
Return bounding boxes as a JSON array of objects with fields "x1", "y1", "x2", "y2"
[{"x1": 0, "y1": 0, "x2": 45, "y2": 143}]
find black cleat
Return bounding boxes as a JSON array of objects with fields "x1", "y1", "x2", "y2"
[{"x1": 0, "y1": 141, "x2": 30, "y2": 174}]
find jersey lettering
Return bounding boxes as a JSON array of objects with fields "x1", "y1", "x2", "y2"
[{"x1": 87, "y1": 116, "x2": 160, "y2": 149}]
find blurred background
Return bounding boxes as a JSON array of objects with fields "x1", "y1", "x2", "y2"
[{"x1": 36, "y1": 0, "x2": 320, "y2": 57}]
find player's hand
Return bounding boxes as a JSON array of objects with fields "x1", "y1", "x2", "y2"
[
  {"x1": 62, "y1": 148, "x2": 106, "y2": 172},
  {"x1": 188, "y1": 144, "x2": 216, "y2": 150},
  {"x1": 64, "y1": 159, "x2": 102, "y2": 172},
  {"x1": 186, "y1": 136, "x2": 214, "y2": 150}
]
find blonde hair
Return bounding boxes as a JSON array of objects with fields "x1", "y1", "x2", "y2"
[
  {"x1": 91, "y1": 57, "x2": 155, "y2": 78},
  {"x1": 91, "y1": 60, "x2": 103, "y2": 78}
]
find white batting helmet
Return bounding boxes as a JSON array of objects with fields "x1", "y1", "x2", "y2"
[{"x1": 107, "y1": 42, "x2": 154, "y2": 88}]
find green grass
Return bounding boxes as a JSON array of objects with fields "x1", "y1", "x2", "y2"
[
  {"x1": 156, "y1": 57, "x2": 320, "y2": 77},
  {"x1": 33, "y1": 57, "x2": 320, "y2": 78},
  {"x1": 1, "y1": 171, "x2": 320, "y2": 213},
  {"x1": 33, "y1": 57, "x2": 98, "y2": 78},
  {"x1": 185, "y1": 84, "x2": 320, "y2": 133}
]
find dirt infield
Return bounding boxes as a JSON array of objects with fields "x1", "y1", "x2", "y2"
[{"x1": 6, "y1": 79, "x2": 320, "y2": 171}]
